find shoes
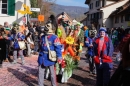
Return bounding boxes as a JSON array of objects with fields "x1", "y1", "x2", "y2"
[
  {"x1": 12, "y1": 60, "x2": 17, "y2": 64},
  {"x1": 22, "y1": 60, "x2": 25, "y2": 65},
  {"x1": 4, "y1": 58, "x2": 9, "y2": 62}
]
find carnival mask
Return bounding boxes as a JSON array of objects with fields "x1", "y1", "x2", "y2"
[{"x1": 89, "y1": 30, "x2": 97, "y2": 37}]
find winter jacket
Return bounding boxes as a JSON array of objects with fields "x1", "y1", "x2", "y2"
[
  {"x1": 8, "y1": 33, "x2": 25, "y2": 49},
  {"x1": 85, "y1": 37, "x2": 95, "y2": 56},
  {"x1": 93, "y1": 36, "x2": 114, "y2": 65},
  {"x1": 38, "y1": 34, "x2": 62, "y2": 66}
]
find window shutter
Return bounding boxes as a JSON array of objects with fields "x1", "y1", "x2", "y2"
[{"x1": 8, "y1": 0, "x2": 15, "y2": 16}]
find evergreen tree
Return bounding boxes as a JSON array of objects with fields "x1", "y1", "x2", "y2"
[{"x1": 30, "y1": 0, "x2": 38, "y2": 18}]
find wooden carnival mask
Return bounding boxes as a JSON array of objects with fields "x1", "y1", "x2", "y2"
[
  {"x1": 89, "y1": 29, "x2": 97, "y2": 37},
  {"x1": 44, "y1": 15, "x2": 57, "y2": 34}
]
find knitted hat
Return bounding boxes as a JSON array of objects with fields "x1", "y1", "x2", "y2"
[{"x1": 99, "y1": 27, "x2": 106, "y2": 32}]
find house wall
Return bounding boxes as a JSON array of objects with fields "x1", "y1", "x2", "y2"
[
  {"x1": 86, "y1": 0, "x2": 117, "y2": 28},
  {"x1": 89, "y1": 0, "x2": 100, "y2": 14},
  {"x1": 0, "y1": 0, "x2": 30, "y2": 26},
  {"x1": 113, "y1": 16, "x2": 129, "y2": 29},
  {"x1": 101, "y1": 0, "x2": 129, "y2": 28}
]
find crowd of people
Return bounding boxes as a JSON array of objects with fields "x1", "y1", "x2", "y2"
[
  {"x1": 0, "y1": 14, "x2": 130, "y2": 86},
  {"x1": 0, "y1": 21, "x2": 41, "y2": 67}
]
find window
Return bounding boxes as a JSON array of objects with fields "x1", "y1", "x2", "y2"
[
  {"x1": 0, "y1": 0, "x2": 15, "y2": 16},
  {"x1": 121, "y1": 15, "x2": 124, "y2": 23},
  {"x1": 87, "y1": 14, "x2": 89, "y2": 21},
  {"x1": 96, "y1": 1, "x2": 99, "y2": 7},
  {"x1": 115, "y1": 16, "x2": 119, "y2": 23},
  {"x1": 89, "y1": 4, "x2": 91, "y2": 9},
  {"x1": 91, "y1": 3, "x2": 93, "y2": 9},
  {"x1": 102, "y1": 0, "x2": 106, "y2": 7},
  {"x1": 125, "y1": 14, "x2": 130, "y2": 21},
  {"x1": 0, "y1": 0, "x2": 7, "y2": 14}
]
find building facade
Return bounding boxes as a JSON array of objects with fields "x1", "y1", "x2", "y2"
[
  {"x1": 85, "y1": 0, "x2": 129, "y2": 29},
  {"x1": 110, "y1": 1, "x2": 130, "y2": 29},
  {"x1": 0, "y1": 0, "x2": 30, "y2": 26}
]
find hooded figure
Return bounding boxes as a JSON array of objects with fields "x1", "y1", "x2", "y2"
[{"x1": 38, "y1": 15, "x2": 62, "y2": 86}]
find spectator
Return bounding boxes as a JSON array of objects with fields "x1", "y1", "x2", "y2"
[
  {"x1": 33, "y1": 31, "x2": 39, "y2": 55},
  {"x1": 26, "y1": 32, "x2": 34, "y2": 57},
  {"x1": 0, "y1": 26, "x2": 7, "y2": 68}
]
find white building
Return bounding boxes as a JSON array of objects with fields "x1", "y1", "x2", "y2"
[
  {"x1": 85, "y1": 0, "x2": 129, "y2": 29},
  {"x1": 0, "y1": 0, "x2": 31, "y2": 26}
]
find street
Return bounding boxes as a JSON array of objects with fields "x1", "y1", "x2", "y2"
[{"x1": 0, "y1": 48, "x2": 118, "y2": 86}]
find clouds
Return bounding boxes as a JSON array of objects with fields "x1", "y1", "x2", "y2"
[{"x1": 56, "y1": 0, "x2": 88, "y2": 7}]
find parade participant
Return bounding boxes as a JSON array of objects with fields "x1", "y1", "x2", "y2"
[
  {"x1": 73, "y1": 22, "x2": 84, "y2": 56},
  {"x1": 93, "y1": 27, "x2": 114, "y2": 86},
  {"x1": 85, "y1": 27, "x2": 97, "y2": 74},
  {"x1": 108, "y1": 28, "x2": 130, "y2": 86},
  {"x1": 7, "y1": 26, "x2": 26, "y2": 65},
  {"x1": 38, "y1": 15, "x2": 62, "y2": 86},
  {"x1": 0, "y1": 26, "x2": 7, "y2": 68}
]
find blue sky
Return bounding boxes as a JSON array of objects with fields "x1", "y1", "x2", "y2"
[{"x1": 55, "y1": 0, "x2": 88, "y2": 8}]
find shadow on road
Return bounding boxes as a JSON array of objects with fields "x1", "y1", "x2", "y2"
[
  {"x1": 76, "y1": 67, "x2": 90, "y2": 73},
  {"x1": 21, "y1": 66, "x2": 38, "y2": 77},
  {"x1": 7, "y1": 68, "x2": 37, "y2": 86},
  {"x1": 71, "y1": 74, "x2": 96, "y2": 86}
]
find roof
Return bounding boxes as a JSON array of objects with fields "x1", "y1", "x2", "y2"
[
  {"x1": 99, "y1": 0, "x2": 124, "y2": 9},
  {"x1": 85, "y1": 0, "x2": 120, "y2": 4},
  {"x1": 56, "y1": 12, "x2": 73, "y2": 22},
  {"x1": 84, "y1": 11, "x2": 89, "y2": 15},
  {"x1": 109, "y1": 1, "x2": 130, "y2": 16},
  {"x1": 80, "y1": 17, "x2": 87, "y2": 22}
]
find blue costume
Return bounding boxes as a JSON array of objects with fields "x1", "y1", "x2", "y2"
[
  {"x1": 38, "y1": 15, "x2": 62, "y2": 86},
  {"x1": 85, "y1": 37, "x2": 95, "y2": 56},
  {"x1": 38, "y1": 34, "x2": 62, "y2": 66},
  {"x1": 9, "y1": 32, "x2": 25, "y2": 49},
  {"x1": 8, "y1": 32, "x2": 25, "y2": 64},
  {"x1": 85, "y1": 37, "x2": 96, "y2": 74}
]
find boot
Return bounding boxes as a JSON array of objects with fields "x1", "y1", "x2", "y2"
[
  {"x1": 4, "y1": 58, "x2": 9, "y2": 62},
  {"x1": 22, "y1": 60, "x2": 25, "y2": 65}
]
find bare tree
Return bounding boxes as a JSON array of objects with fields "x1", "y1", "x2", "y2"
[{"x1": 37, "y1": 0, "x2": 56, "y2": 25}]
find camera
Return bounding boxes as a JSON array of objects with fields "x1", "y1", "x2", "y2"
[{"x1": 39, "y1": 26, "x2": 49, "y2": 34}]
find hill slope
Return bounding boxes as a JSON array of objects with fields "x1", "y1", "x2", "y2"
[{"x1": 51, "y1": 4, "x2": 89, "y2": 20}]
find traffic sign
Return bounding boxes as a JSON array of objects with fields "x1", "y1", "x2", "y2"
[
  {"x1": 30, "y1": 8, "x2": 40, "y2": 12},
  {"x1": 38, "y1": 15, "x2": 44, "y2": 21}
]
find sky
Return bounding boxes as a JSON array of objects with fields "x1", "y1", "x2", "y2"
[{"x1": 55, "y1": 0, "x2": 88, "y2": 8}]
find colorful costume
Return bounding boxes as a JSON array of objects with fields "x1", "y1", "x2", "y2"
[
  {"x1": 85, "y1": 27, "x2": 97, "y2": 74},
  {"x1": 8, "y1": 32, "x2": 25, "y2": 65},
  {"x1": 38, "y1": 15, "x2": 62, "y2": 86},
  {"x1": 94, "y1": 28, "x2": 114, "y2": 86}
]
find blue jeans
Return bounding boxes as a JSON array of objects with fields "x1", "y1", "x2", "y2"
[{"x1": 34, "y1": 45, "x2": 39, "y2": 52}]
